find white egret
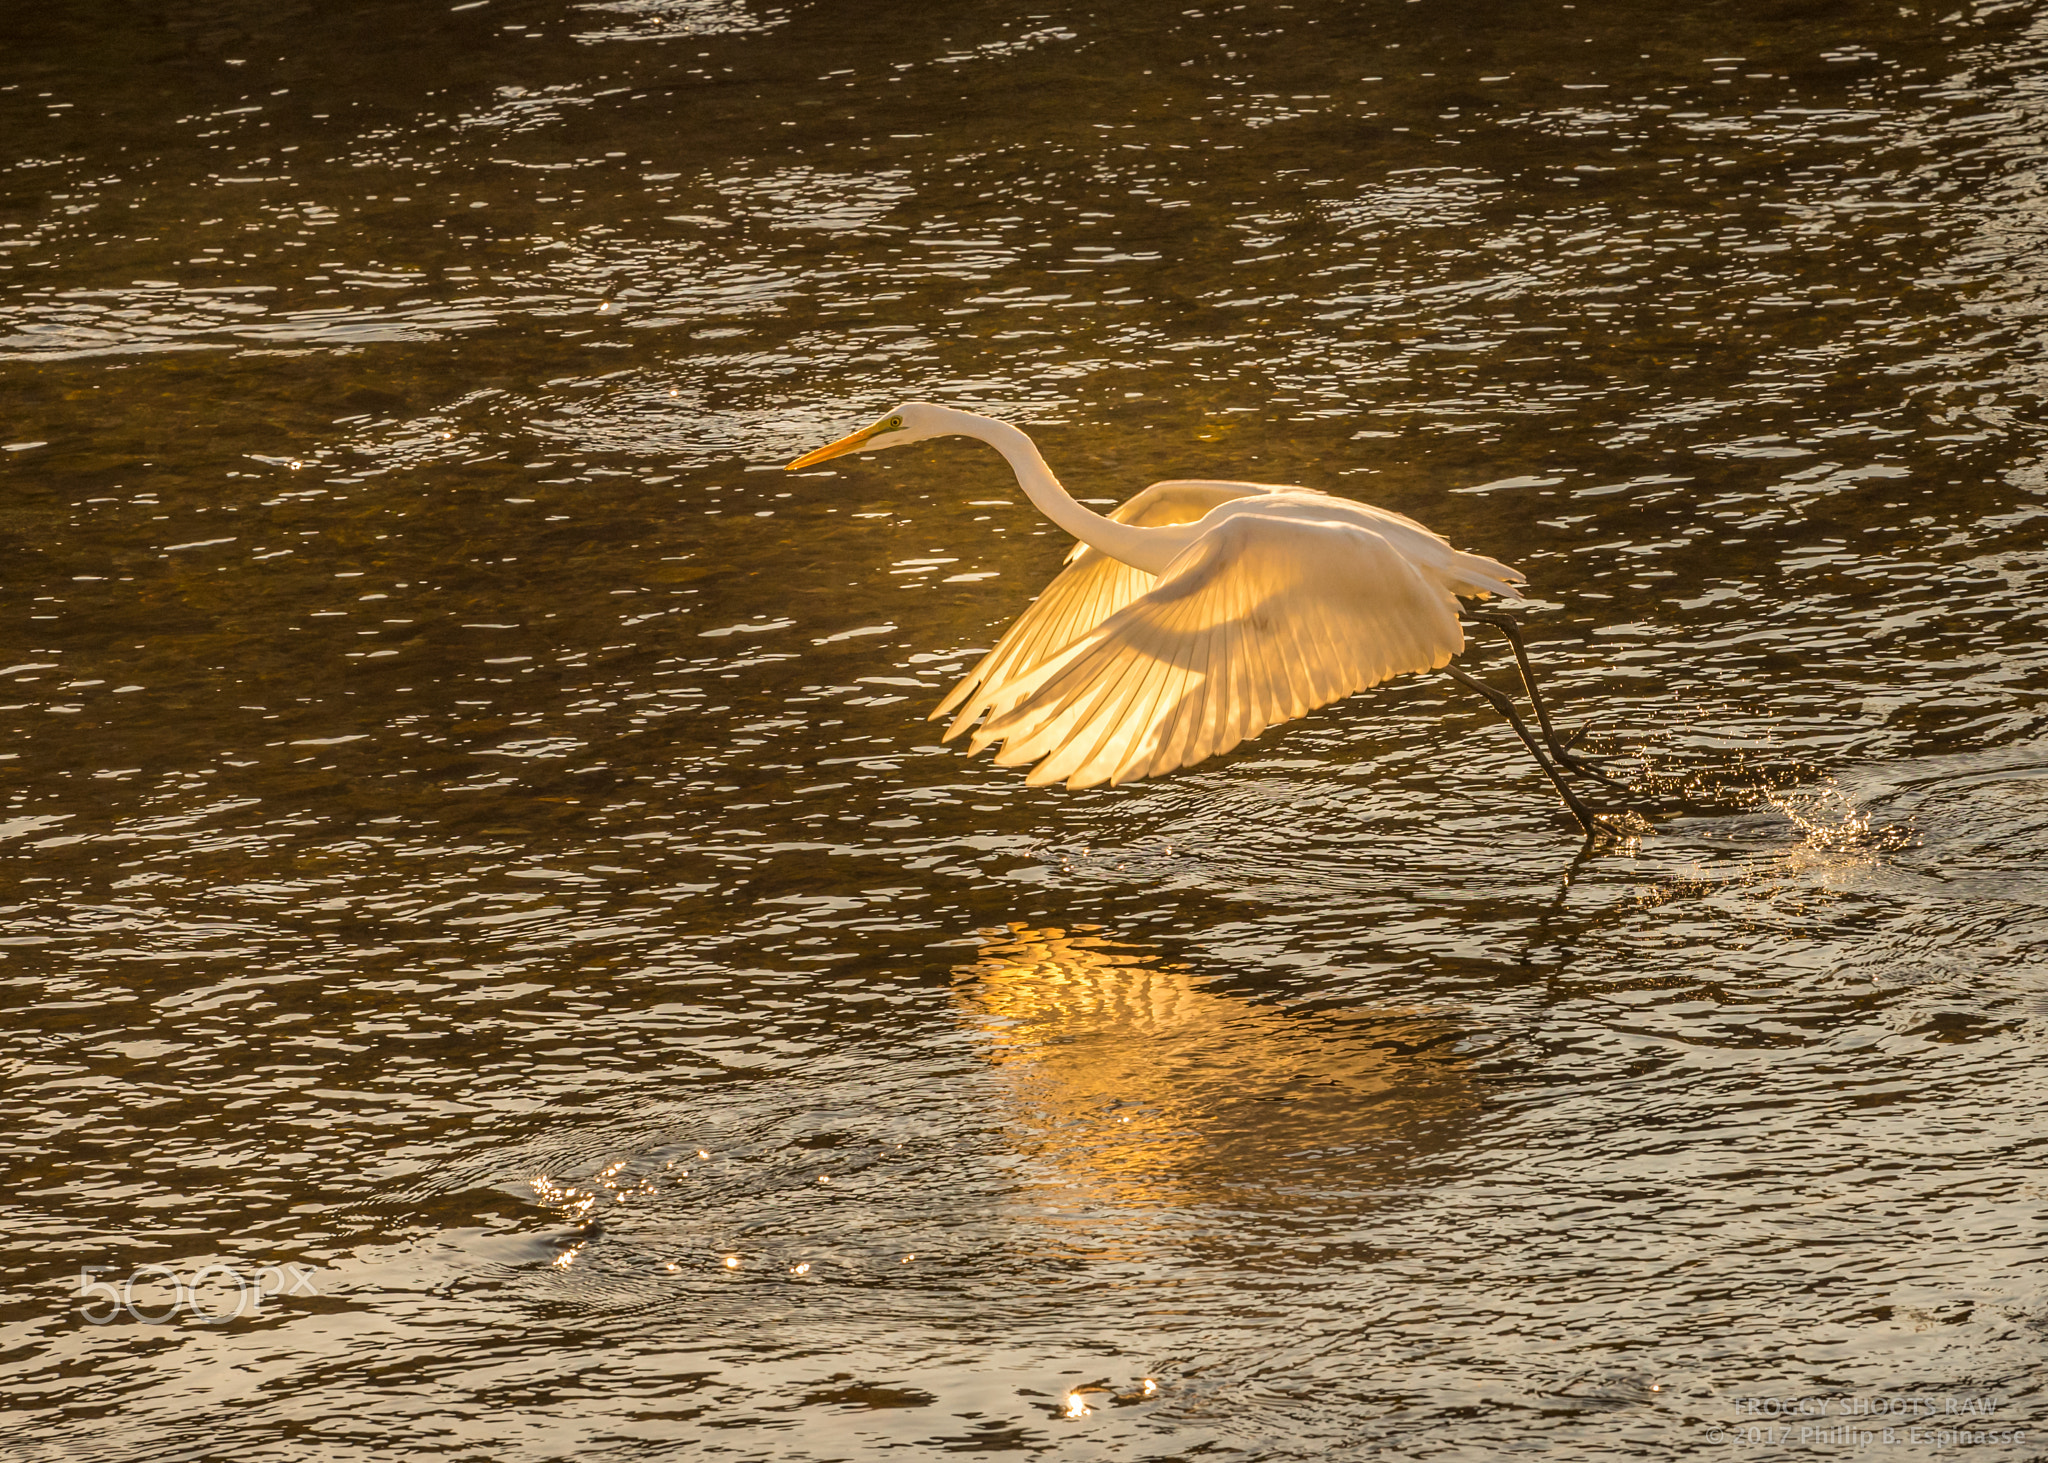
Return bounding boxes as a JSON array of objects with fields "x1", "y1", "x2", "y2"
[{"x1": 787, "y1": 402, "x2": 1615, "y2": 834}]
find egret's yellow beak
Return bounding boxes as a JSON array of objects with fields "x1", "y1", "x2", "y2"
[{"x1": 786, "y1": 420, "x2": 887, "y2": 471}]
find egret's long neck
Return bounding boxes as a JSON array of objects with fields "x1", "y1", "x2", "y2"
[{"x1": 946, "y1": 410, "x2": 1187, "y2": 575}]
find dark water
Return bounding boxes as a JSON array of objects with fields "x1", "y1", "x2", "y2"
[{"x1": 5, "y1": 0, "x2": 2048, "y2": 1456}]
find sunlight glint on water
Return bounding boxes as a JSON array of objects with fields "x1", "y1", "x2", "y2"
[{"x1": 2, "y1": 0, "x2": 2047, "y2": 1457}]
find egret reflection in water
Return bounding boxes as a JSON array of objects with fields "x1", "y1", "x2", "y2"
[{"x1": 953, "y1": 924, "x2": 1481, "y2": 1225}]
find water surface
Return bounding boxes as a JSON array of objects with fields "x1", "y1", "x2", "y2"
[{"x1": 4, "y1": 0, "x2": 2048, "y2": 1456}]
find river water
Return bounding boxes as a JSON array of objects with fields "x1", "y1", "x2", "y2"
[{"x1": 5, "y1": 1, "x2": 2048, "y2": 1457}]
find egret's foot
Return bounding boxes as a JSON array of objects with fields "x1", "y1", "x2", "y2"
[{"x1": 1554, "y1": 726, "x2": 1630, "y2": 787}]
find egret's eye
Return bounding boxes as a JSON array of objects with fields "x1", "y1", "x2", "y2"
[{"x1": 882, "y1": 416, "x2": 903, "y2": 431}]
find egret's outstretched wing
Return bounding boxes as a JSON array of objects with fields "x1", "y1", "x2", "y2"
[
  {"x1": 967, "y1": 512, "x2": 1468, "y2": 789},
  {"x1": 931, "y1": 479, "x2": 1275, "y2": 738}
]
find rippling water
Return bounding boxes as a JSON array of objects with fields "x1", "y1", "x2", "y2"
[{"x1": 6, "y1": 0, "x2": 2048, "y2": 1456}]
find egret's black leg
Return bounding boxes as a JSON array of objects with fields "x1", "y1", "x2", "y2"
[
  {"x1": 1443, "y1": 665, "x2": 1598, "y2": 838},
  {"x1": 1466, "y1": 611, "x2": 1625, "y2": 786}
]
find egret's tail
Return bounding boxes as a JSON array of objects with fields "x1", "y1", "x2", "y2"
[{"x1": 1442, "y1": 547, "x2": 1524, "y2": 602}]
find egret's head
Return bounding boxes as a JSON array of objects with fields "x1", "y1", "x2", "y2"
[{"x1": 785, "y1": 401, "x2": 949, "y2": 470}]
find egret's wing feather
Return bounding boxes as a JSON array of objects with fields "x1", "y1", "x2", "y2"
[
  {"x1": 973, "y1": 513, "x2": 1468, "y2": 789},
  {"x1": 933, "y1": 479, "x2": 1273, "y2": 734},
  {"x1": 1334, "y1": 499, "x2": 1525, "y2": 600}
]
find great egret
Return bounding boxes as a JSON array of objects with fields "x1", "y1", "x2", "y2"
[{"x1": 787, "y1": 402, "x2": 1614, "y2": 834}]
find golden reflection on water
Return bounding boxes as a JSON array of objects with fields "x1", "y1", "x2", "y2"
[
  {"x1": 12, "y1": 1, "x2": 2048, "y2": 1453},
  {"x1": 954, "y1": 924, "x2": 1479, "y2": 1224}
]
